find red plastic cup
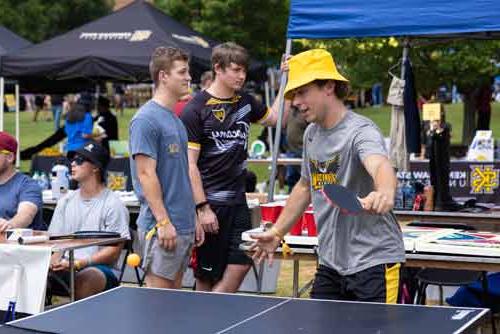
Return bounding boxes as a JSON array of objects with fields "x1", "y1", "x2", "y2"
[
  {"x1": 302, "y1": 210, "x2": 317, "y2": 236},
  {"x1": 260, "y1": 202, "x2": 283, "y2": 224},
  {"x1": 289, "y1": 217, "x2": 303, "y2": 236}
]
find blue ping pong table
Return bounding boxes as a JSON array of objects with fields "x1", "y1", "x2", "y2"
[{"x1": 1, "y1": 286, "x2": 488, "y2": 334}]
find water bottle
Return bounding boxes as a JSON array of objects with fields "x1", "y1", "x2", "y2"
[
  {"x1": 39, "y1": 172, "x2": 49, "y2": 190},
  {"x1": 51, "y1": 162, "x2": 69, "y2": 199},
  {"x1": 32, "y1": 171, "x2": 40, "y2": 184},
  {"x1": 394, "y1": 185, "x2": 404, "y2": 210},
  {"x1": 403, "y1": 183, "x2": 416, "y2": 210}
]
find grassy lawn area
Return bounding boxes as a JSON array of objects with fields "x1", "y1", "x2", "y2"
[{"x1": 4, "y1": 102, "x2": 500, "y2": 179}]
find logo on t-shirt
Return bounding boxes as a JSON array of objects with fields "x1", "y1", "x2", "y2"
[
  {"x1": 310, "y1": 155, "x2": 340, "y2": 190},
  {"x1": 210, "y1": 121, "x2": 249, "y2": 152},
  {"x1": 167, "y1": 143, "x2": 180, "y2": 154},
  {"x1": 212, "y1": 108, "x2": 226, "y2": 122}
]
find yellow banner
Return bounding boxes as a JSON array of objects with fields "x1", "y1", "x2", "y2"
[{"x1": 422, "y1": 103, "x2": 441, "y2": 121}]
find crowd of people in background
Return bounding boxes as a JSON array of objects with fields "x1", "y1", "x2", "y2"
[{"x1": 1, "y1": 40, "x2": 498, "y2": 310}]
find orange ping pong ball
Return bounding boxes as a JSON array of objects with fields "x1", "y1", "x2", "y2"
[{"x1": 127, "y1": 253, "x2": 141, "y2": 267}]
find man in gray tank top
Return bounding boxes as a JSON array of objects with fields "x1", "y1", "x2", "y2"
[{"x1": 252, "y1": 49, "x2": 405, "y2": 303}]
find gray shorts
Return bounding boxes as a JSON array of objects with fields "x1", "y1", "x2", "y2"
[{"x1": 138, "y1": 229, "x2": 194, "y2": 281}]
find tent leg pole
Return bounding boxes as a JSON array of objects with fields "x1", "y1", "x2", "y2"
[
  {"x1": 15, "y1": 84, "x2": 20, "y2": 169},
  {"x1": 401, "y1": 38, "x2": 410, "y2": 78},
  {"x1": 0, "y1": 77, "x2": 4, "y2": 131},
  {"x1": 95, "y1": 83, "x2": 100, "y2": 111},
  {"x1": 264, "y1": 81, "x2": 274, "y2": 156},
  {"x1": 268, "y1": 39, "x2": 292, "y2": 202}
]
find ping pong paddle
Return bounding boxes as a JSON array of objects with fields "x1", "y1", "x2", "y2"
[
  {"x1": 49, "y1": 231, "x2": 121, "y2": 240},
  {"x1": 320, "y1": 184, "x2": 364, "y2": 215},
  {"x1": 18, "y1": 231, "x2": 121, "y2": 244}
]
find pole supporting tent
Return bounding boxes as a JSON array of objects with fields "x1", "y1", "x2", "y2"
[{"x1": 267, "y1": 39, "x2": 292, "y2": 202}]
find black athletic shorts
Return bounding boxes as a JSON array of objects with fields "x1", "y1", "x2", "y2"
[
  {"x1": 194, "y1": 204, "x2": 253, "y2": 283},
  {"x1": 310, "y1": 263, "x2": 401, "y2": 303}
]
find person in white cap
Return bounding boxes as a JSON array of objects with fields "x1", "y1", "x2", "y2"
[{"x1": 251, "y1": 49, "x2": 405, "y2": 303}]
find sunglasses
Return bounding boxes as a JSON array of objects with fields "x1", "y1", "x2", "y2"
[
  {"x1": 72, "y1": 155, "x2": 91, "y2": 166},
  {"x1": 0, "y1": 149, "x2": 13, "y2": 155}
]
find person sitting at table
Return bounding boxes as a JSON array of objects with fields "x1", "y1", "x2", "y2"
[
  {"x1": 48, "y1": 141, "x2": 130, "y2": 300},
  {"x1": 0, "y1": 131, "x2": 46, "y2": 232}
]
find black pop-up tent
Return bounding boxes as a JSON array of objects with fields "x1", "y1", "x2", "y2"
[
  {"x1": 0, "y1": 26, "x2": 31, "y2": 139},
  {"x1": 0, "y1": 26, "x2": 31, "y2": 56},
  {"x1": 0, "y1": 1, "x2": 218, "y2": 92}
]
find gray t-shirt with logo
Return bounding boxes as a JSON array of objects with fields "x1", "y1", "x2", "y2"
[
  {"x1": 301, "y1": 111, "x2": 405, "y2": 275},
  {"x1": 129, "y1": 100, "x2": 196, "y2": 235},
  {"x1": 49, "y1": 189, "x2": 130, "y2": 262}
]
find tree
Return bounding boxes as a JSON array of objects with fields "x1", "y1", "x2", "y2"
[
  {"x1": 0, "y1": 0, "x2": 112, "y2": 43},
  {"x1": 302, "y1": 38, "x2": 500, "y2": 144},
  {"x1": 154, "y1": 0, "x2": 289, "y2": 64}
]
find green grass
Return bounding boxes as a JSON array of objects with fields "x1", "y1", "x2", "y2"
[
  {"x1": 3, "y1": 102, "x2": 500, "y2": 180},
  {"x1": 2, "y1": 108, "x2": 138, "y2": 172}
]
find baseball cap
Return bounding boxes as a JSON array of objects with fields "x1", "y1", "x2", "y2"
[
  {"x1": 74, "y1": 141, "x2": 110, "y2": 171},
  {"x1": 284, "y1": 49, "x2": 348, "y2": 99},
  {"x1": 0, "y1": 131, "x2": 18, "y2": 154}
]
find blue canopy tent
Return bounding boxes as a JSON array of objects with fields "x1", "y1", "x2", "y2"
[
  {"x1": 268, "y1": 0, "x2": 500, "y2": 199},
  {"x1": 287, "y1": 0, "x2": 500, "y2": 39}
]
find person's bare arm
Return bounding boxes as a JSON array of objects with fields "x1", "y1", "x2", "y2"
[
  {"x1": 259, "y1": 56, "x2": 291, "y2": 127},
  {"x1": 359, "y1": 154, "x2": 397, "y2": 214},
  {"x1": 251, "y1": 177, "x2": 311, "y2": 264},
  {"x1": 273, "y1": 177, "x2": 311, "y2": 236},
  {"x1": 260, "y1": 98, "x2": 291, "y2": 127},
  {"x1": 188, "y1": 148, "x2": 218, "y2": 234},
  {"x1": 135, "y1": 154, "x2": 176, "y2": 250},
  {"x1": 0, "y1": 202, "x2": 38, "y2": 232},
  {"x1": 51, "y1": 244, "x2": 124, "y2": 271}
]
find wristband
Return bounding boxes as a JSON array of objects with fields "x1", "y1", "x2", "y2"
[
  {"x1": 270, "y1": 226, "x2": 284, "y2": 240},
  {"x1": 156, "y1": 219, "x2": 170, "y2": 228},
  {"x1": 146, "y1": 218, "x2": 171, "y2": 240},
  {"x1": 195, "y1": 201, "x2": 209, "y2": 211}
]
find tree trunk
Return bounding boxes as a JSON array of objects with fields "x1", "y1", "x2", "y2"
[{"x1": 461, "y1": 92, "x2": 476, "y2": 145}]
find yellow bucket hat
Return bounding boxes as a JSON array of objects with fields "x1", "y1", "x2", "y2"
[{"x1": 284, "y1": 49, "x2": 348, "y2": 99}]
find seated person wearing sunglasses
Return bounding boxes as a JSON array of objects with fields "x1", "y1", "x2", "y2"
[
  {"x1": 48, "y1": 141, "x2": 130, "y2": 300},
  {"x1": 0, "y1": 131, "x2": 46, "y2": 232}
]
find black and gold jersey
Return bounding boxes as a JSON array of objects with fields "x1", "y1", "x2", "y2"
[{"x1": 181, "y1": 90, "x2": 270, "y2": 205}]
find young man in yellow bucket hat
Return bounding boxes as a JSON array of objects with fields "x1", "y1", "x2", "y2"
[{"x1": 251, "y1": 49, "x2": 405, "y2": 303}]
